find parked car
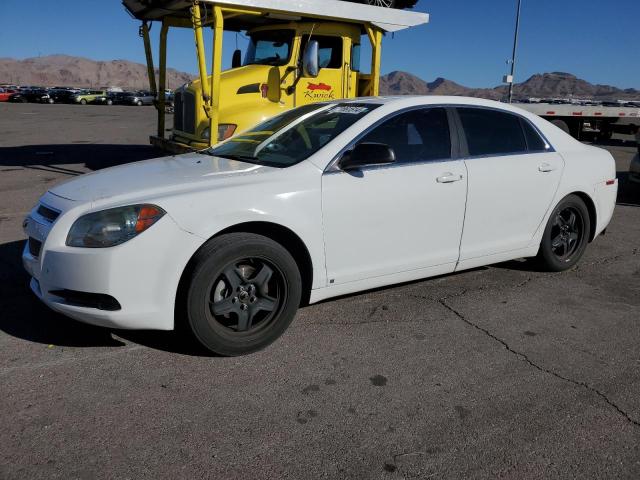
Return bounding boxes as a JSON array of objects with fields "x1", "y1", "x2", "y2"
[
  {"x1": 0, "y1": 87, "x2": 18, "y2": 102},
  {"x1": 71, "y1": 90, "x2": 107, "y2": 105},
  {"x1": 9, "y1": 88, "x2": 48, "y2": 103},
  {"x1": 95, "y1": 91, "x2": 135, "y2": 105},
  {"x1": 22, "y1": 96, "x2": 617, "y2": 356},
  {"x1": 128, "y1": 90, "x2": 156, "y2": 106},
  {"x1": 42, "y1": 88, "x2": 79, "y2": 104}
]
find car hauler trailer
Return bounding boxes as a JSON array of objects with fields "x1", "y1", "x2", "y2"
[
  {"x1": 517, "y1": 102, "x2": 640, "y2": 140},
  {"x1": 122, "y1": 0, "x2": 429, "y2": 153}
]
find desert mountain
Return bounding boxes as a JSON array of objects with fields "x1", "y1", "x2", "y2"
[
  {"x1": 0, "y1": 55, "x2": 637, "y2": 100},
  {"x1": 381, "y1": 71, "x2": 640, "y2": 101},
  {"x1": 0, "y1": 55, "x2": 193, "y2": 90}
]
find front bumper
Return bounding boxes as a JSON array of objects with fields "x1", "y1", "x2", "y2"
[{"x1": 22, "y1": 193, "x2": 203, "y2": 330}]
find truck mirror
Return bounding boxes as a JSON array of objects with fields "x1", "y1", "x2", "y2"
[
  {"x1": 267, "y1": 67, "x2": 282, "y2": 103},
  {"x1": 232, "y1": 49, "x2": 242, "y2": 69},
  {"x1": 302, "y1": 40, "x2": 320, "y2": 78}
]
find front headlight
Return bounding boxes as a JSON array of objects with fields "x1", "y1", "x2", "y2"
[{"x1": 66, "y1": 204, "x2": 165, "y2": 248}]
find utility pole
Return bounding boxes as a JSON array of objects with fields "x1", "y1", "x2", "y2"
[{"x1": 507, "y1": 0, "x2": 522, "y2": 103}]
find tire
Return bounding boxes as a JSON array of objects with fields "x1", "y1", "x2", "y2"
[
  {"x1": 48, "y1": 98, "x2": 54, "y2": 104},
  {"x1": 80, "y1": 99, "x2": 87, "y2": 105},
  {"x1": 107, "y1": 99, "x2": 113, "y2": 105},
  {"x1": 136, "y1": 100, "x2": 143, "y2": 106},
  {"x1": 536, "y1": 194, "x2": 591, "y2": 272},
  {"x1": 185, "y1": 232, "x2": 302, "y2": 356},
  {"x1": 551, "y1": 119, "x2": 570, "y2": 135}
]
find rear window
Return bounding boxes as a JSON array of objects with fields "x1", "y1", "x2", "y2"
[
  {"x1": 457, "y1": 108, "x2": 527, "y2": 156},
  {"x1": 520, "y1": 118, "x2": 548, "y2": 152}
]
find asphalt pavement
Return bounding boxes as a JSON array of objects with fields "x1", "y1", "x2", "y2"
[{"x1": 1, "y1": 103, "x2": 639, "y2": 479}]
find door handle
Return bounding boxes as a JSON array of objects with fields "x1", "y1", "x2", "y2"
[
  {"x1": 538, "y1": 163, "x2": 556, "y2": 173},
  {"x1": 436, "y1": 173, "x2": 463, "y2": 183}
]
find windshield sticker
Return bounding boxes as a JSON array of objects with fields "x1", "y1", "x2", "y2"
[{"x1": 330, "y1": 106, "x2": 370, "y2": 115}]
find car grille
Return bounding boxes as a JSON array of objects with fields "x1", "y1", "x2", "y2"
[
  {"x1": 37, "y1": 204, "x2": 60, "y2": 222},
  {"x1": 28, "y1": 237, "x2": 42, "y2": 257}
]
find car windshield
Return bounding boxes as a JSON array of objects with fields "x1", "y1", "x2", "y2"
[
  {"x1": 206, "y1": 102, "x2": 381, "y2": 168},
  {"x1": 244, "y1": 30, "x2": 294, "y2": 66}
]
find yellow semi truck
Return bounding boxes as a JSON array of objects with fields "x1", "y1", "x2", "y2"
[{"x1": 123, "y1": 0, "x2": 429, "y2": 152}]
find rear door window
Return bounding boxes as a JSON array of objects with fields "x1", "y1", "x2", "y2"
[{"x1": 457, "y1": 108, "x2": 527, "y2": 156}]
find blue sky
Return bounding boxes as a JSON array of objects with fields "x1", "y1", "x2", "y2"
[{"x1": 0, "y1": 0, "x2": 638, "y2": 89}]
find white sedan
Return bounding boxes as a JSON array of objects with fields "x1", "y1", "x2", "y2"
[{"x1": 22, "y1": 97, "x2": 618, "y2": 355}]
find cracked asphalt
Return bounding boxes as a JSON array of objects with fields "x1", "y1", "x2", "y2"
[{"x1": 1, "y1": 103, "x2": 639, "y2": 479}]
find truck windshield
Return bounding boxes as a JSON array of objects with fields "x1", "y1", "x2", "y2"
[
  {"x1": 244, "y1": 30, "x2": 294, "y2": 66},
  {"x1": 207, "y1": 103, "x2": 381, "y2": 168}
]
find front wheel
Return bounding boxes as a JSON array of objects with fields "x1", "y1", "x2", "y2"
[
  {"x1": 536, "y1": 194, "x2": 590, "y2": 271},
  {"x1": 80, "y1": 99, "x2": 87, "y2": 105},
  {"x1": 136, "y1": 100, "x2": 143, "y2": 106},
  {"x1": 185, "y1": 233, "x2": 302, "y2": 356}
]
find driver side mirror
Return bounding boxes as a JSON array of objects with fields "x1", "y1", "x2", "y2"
[
  {"x1": 231, "y1": 49, "x2": 242, "y2": 69},
  {"x1": 339, "y1": 143, "x2": 396, "y2": 171},
  {"x1": 302, "y1": 40, "x2": 320, "y2": 78}
]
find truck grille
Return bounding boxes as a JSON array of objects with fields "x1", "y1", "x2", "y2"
[
  {"x1": 173, "y1": 90, "x2": 196, "y2": 135},
  {"x1": 183, "y1": 91, "x2": 196, "y2": 134},
  {"x1": 174, "y1": 90, "x2": 183, "y2": 131}
]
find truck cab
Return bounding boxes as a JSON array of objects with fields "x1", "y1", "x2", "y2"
[
  {"x1": 172, "y1": 22, "x2": 366, "y2": 149},
  {"x1": 123, "y1": 0, "x2": 428, "y2": 153}
]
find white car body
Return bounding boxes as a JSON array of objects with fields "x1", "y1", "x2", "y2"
[{"x1": 22, "y1": 96, "x2": 618, "y2": 331}]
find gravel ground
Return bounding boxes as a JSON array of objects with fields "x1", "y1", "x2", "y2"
[{"x1": 1, "y1": 103, "x2": 639, "y2": 479}]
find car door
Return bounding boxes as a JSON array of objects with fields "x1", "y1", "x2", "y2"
[
  {"x1": 322, "y1": 107, "x2": 468, "y2": 285},
  {"x1": 455, "y1": 107, "x2": 564, "y2": 261}
]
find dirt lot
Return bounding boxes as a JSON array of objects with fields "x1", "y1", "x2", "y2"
[{"x1": 1, "y1": 103, "x2": 639, "y2": 479}]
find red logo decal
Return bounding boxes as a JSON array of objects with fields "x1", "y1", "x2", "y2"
[{"x1": 307, "y1": 82, "x2": 332, "y2": 91}]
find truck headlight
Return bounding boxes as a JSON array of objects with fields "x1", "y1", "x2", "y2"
[
  {"x1": 66, "y1": 204, "x2": 165, "y2": 248},
  {"x1": 218, "y1": 124, "x2": 237, "y2": 141}
]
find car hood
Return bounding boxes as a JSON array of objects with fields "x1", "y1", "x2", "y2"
[{"x1": 49, "y1": 152, "x2": 273, "y2": 203}]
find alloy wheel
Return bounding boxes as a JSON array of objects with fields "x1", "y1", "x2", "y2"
[
  {"x1": 550, "y1": 206, "x2": 584, "y2": 261},
  {"x1": 207, "y1": 258, "x2": 285, "y2": 334},
  {"x1": 366, "y1": 0, "x2": 396, "y2": 7}
]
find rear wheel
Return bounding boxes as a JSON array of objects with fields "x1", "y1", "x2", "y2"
[
  {"x1": 185, "y1": 233, "x2": 302, "y2": 356},
  {"x1": 536, "y1": 194, "x2": 590, "y2": 271},
  {"x1": 136, "y1": 100, "x2": 143, "y2": 106},
  {"x1": 48, "y1": 98, "x2": 54, "y2": 104},
  {"x1": 80, "y1": 99, "x2": 87, "y2": 105},
  {"x1": 106, "y1": 99, "x2": 113, "y2": 106}
]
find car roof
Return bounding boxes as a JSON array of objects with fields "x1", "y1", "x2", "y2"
[{"x1": 332, "y1": 95, "x2": 543, "y2": 120}]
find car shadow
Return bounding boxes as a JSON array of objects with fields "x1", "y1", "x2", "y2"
[
  {"x1": 0, "y1": 239, "x2": 212, "y2": 356},
  {"x1": 0, "y1": 144, "x2": 166, "y2": 173}
]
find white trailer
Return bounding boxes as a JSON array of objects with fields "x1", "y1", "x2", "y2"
[{"x1": 517, "y1": 102, "x2": 640, "y2": 140}]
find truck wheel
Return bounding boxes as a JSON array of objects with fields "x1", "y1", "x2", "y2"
[
  {"x1": 550, "y1": 119, "x2": 581, "y2": 140},
  {"x1": 536, "y1": 194, "x2": 590, "y2": 272},
  {"x1": 185, "y1": 233, "x2": 302, "y2": 356}
]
